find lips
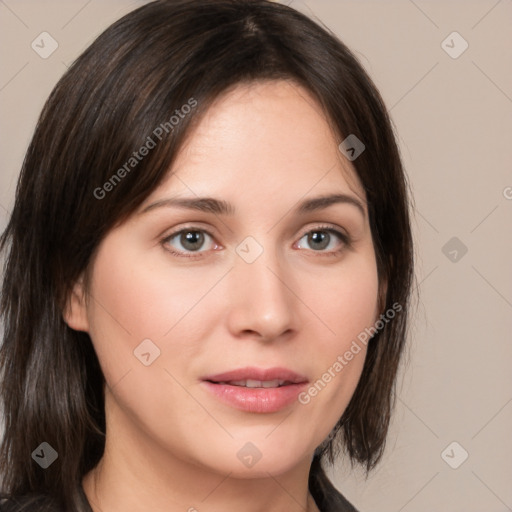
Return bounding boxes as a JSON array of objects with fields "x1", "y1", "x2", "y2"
[{"x1": 201, "y1": 366, "x2": 308, "y2": 413}]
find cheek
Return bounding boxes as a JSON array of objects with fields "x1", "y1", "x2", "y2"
[
  {"x1": 319, "y1": 248, "x2": 380, "y2": 346},
  {"x1": 302, "y1": 249, "x2": 379, "y2": 414},
  {"x1": 84, "y1": 235, "x2": 214, "y2": 385}
]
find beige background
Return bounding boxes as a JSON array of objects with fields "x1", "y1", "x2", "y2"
[{"x1": 1, "y1": 0, "x2": 511, "y2": 510}]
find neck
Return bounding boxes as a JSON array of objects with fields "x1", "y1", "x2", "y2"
[{"x1": 83, "y1": 391, "x2": 321, "y2": 512}]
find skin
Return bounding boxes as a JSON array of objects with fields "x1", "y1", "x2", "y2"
[{"x1": 65, "y1": 80, "x2": 382, "y2": 512}]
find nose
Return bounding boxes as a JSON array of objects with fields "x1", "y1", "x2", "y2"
[{"x1": 225, "y1": 244, "x2": 300, "y2": 342}]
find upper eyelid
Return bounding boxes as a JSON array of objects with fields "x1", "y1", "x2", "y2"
[
  {"x1": 163, "y1": 225, "x2": 216, "y2": 242},
  {"x1": 163, "y1": 222, "x2": 347, "y2": 239},
  {"x1": 297, "y1": 223, "x2": 348, "y2": 239}
]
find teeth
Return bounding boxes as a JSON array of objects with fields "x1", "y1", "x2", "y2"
[
  {"x1": 246, "y1": 379, "x2": 263, "y2": 388},
  {"x1": 221, "y1": 379, "x2": 287, "y2": 388}
]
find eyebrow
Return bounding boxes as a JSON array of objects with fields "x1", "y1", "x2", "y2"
[{"x1": 141, "y1": 193, "x2": 366, "y2": 218}]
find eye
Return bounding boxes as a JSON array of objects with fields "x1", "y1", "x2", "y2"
[
  {"x1": 161, "y1": 224, "x2": 351, "y2": 259},
  {"x1": 162, "y1": 228, "x2": 218, "y2": 258},
  {"x1": 295, "y1": 225, "x2": 351, "y2": 255}
]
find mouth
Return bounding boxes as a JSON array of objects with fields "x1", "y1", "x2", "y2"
[
  {"x1": 201, "y1": 367, "x2": 309, "y2": 413},
  {"x1": 210, "y1": 379, "x2": 297, "y2": 388}
]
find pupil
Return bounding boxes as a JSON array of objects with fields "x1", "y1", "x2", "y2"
[
  {"x1": 182, "y1": 231, "x2": 204, "y2": 251},
  {"x1": 309, "y1": 231, "x2": 329, "y2": 250}
]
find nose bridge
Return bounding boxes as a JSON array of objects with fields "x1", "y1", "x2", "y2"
[{"x1": 228, "y1": 236, "x2": 297, "y2": 338}]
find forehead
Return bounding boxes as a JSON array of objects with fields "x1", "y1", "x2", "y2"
[{"x1": 148, "y1": 80, "x2": 365, "y2": 207}]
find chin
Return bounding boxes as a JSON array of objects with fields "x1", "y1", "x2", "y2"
[
  {"x1": 224, "y1": 457, "x2": 304, "y2": 479},
  {"x1": 198, "y1": 442, "x2": 311, "y2": 479}
]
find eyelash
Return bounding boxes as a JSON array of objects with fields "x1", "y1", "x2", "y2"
[{"x1": 161, "y1": 224, "x2": 351, "y2": 259}]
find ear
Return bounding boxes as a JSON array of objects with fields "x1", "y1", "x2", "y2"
[{"x1": 63, "y1": 276, "x2": 90, "y2": 332}]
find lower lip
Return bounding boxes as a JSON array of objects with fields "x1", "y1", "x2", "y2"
[{"x1": 201, "y1": 381, "x2": 308, "y2": 413}]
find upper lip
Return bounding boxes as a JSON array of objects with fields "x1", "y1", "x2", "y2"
[{"x1": 203, "y1": 366, "x2": 308, "y2": 384}]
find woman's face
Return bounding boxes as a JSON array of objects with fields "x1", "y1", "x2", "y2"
[{"x1": 69, "y1": 80, "x2": 381, "y2": 478}]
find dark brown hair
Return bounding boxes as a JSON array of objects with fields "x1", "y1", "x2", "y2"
[{"x1": 0, "y1": 1, "x2": 414, "y2": 510}]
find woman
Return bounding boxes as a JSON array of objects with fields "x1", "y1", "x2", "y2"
[{"x1": 0, "y1": 0, "x2": 414, "y2": 510}]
